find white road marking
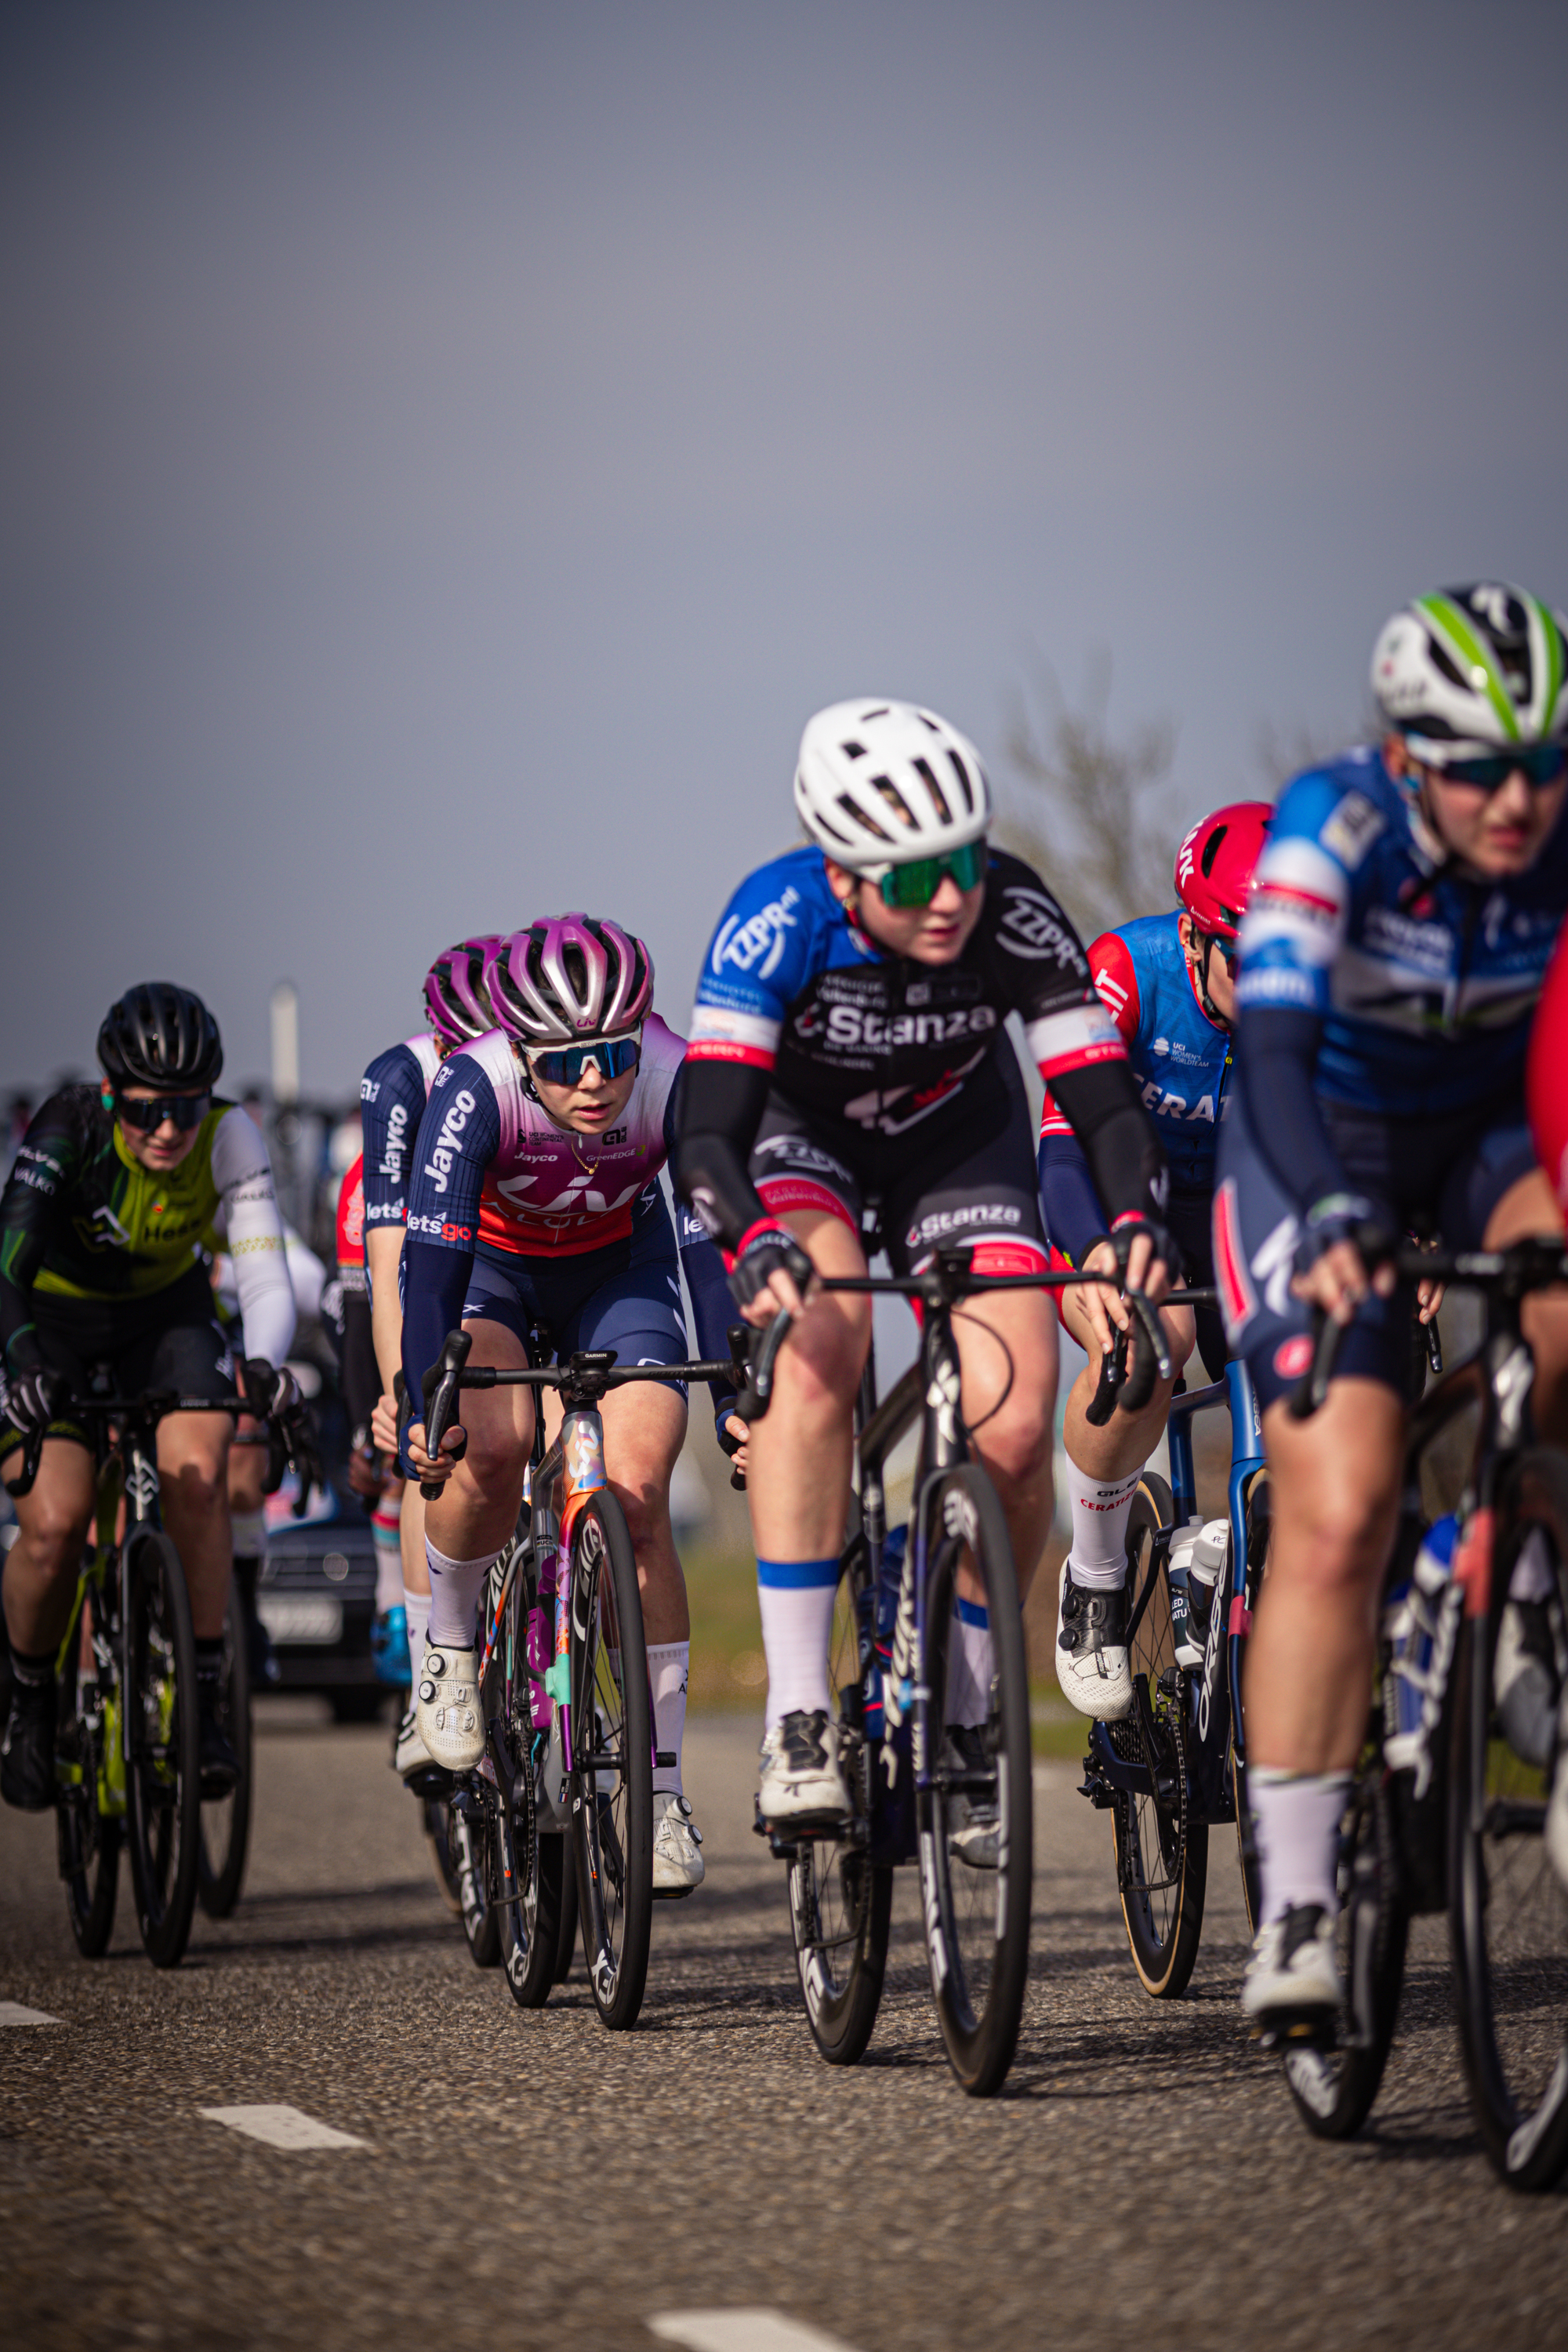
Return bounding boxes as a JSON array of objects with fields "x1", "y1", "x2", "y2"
[
  {"x1": 198, "y1": 2103, "x2": 366, "y2": 2151},
  {"x1": 0, "y1": 2002, "x2": 60, "y2": 2027},
  {"x1": 649, "y1": 2313, "x2": 862, "y2": 2352}
]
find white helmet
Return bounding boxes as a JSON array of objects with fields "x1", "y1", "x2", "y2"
[
  {"x1": 1370, "y1": 583, "x2": 1568, "y2": 757},
  {"x1": 794, "y1": 699, "x2": 992, "y2": 873}
]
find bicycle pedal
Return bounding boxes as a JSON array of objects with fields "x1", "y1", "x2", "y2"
[
  {"x1": 1076, "y1": 1762, "x2": 1116, "y2": 1809},
  {"x1": 1254, "y1": 2009, "x2": 1338, "y2": 2053},
  {"x1": 406, "y1": 1763, "x2": 456, "y2": 1798}
]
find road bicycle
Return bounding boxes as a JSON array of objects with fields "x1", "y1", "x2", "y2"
[
  {"x1": 1272, "y1": 1233, "x2": 1568, "y2": 2191},
  {"x1": 1076, "y1": 1308, "x2": 1269, "y2": 1997},
  {"x1": 738, "y1": 1244, "x2": 1170, "y2": 2097},
  {"x1": 3, "y1": 1366, "x2": 315, "y2": 1968},
  {"x1": 413, "y1": 1327, "x2": 739, "y2": 2030}
]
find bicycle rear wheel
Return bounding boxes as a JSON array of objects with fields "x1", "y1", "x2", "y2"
[
  {"x1": 122, "y1": 1529, "x2": 202, "y2": 1968},
  {"x1": 1230, "y1": 1468, "x2": 1269, "y2": 1933},
  {"x1": 198, "y1": 1588, "x2": 252, "y2": 1918},
  {"x1": 1449, "y1": 1453, "x2": 1568, "y2": 2190},
  {"x1": 56, "y1": 1601, "x2": 121, "y2": 1958},
  {"x1": 786, "y1": 1539, "x2": 891, "y2": 2067},
  {"x1": 1110, "y1": 1472, "x2": 1208, "y2": 1998},
  {"x1": 568, "y1": 1490, "x2": 652, "y2": 2029},
  {"x1": 423, "y1": 1795, "x2": 464, "y2": 1915},
  {"x1": 495, "y1": 1548, "x2": 562, "y2": 2007},
  {"x1": 1283, "y1": 1762, "x2": 1406, "y2": 2139},
  {"x1": 918, "y1": 1463, "x2": 1033, "y2": 2097}
]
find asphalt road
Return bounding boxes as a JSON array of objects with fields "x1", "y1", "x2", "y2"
[{"x1": 2, "y1": 1704, "x2": 1565, "y2": 2352}]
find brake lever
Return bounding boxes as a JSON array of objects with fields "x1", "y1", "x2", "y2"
[
  {"x1": 1119, "y1": 1289, "x2": 1173, "y2": 1415},
  {"x1": 1083, "y1": 1325, "x2": 1127, "y2": 1429},
  {"x1": 734, "y1": 1305, "x2": 792, "y2": 1425},
  {"x1": 1289, "y1": 1307, "x2": 1345, "y2": 1421},
  {"x1": 419, "y1": 1329, "x2": 473, "y2": 1501},
  {"x1": 2, "y1": 1424, "x2": 45, "y2": 1501}
]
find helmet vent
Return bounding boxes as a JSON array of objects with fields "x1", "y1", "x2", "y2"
[
  {"x1": 840, "y1": 739, "x2": 867, "y2": 760},
  {"x1": 910, "y1": 756, "x2": 952, "y2": 824},
  {"x1": 1200, "y1": 824, "x2": 1228, "y2": 878},
  {"x1": 945, "y1": 750, "x2": 975, "y2": 812},
  {"x1": 1428, "y1": 637, "x2": 1467, "y2": 691},
  {"x1": 840, "y1": 793, "x2": 892, "y2": 842},
  {"x1": 873, "y1": 777, "x2": 919, "y2": 830}
]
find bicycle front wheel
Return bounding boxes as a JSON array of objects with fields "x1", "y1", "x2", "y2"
[
  {"x1": 56, "y1": 1612, "x2": 121, "y2": 1958},
  {"x1": 1283, "y1": 1762, "x2": 1406, "y2": 2140},
  {"x1": 786, "y1": 1540, "x2": 891, "y2": 2067},
  {"x1": 1109, "y1": 1472, "x2": 1209, "y2": 1998},
  {"x1": 122, "y1": 1529, "x2": 202, "y2": 1968},
  {"x1": 918, "y1": 1463, "x2": 1033, "y2": 2097},
  {"x1": 1449, "y1": 1452, "x2": 1568, "y2": 2191},
  {"x1": 568, "y1": 1490, "x2": 652, "y2": 2029},
  {"x1": 198, "y1": 1587, "x2": 252, "y2": 1918}
]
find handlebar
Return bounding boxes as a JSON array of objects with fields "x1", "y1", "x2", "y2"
[
  {"x1": 1287, "y1": 1226, "x2": 1568, "y2": 1421},
  {"x1": 2, "y1": 1382, "x2": 321, "y2": 1505}
]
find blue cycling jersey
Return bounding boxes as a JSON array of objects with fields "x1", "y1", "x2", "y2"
[
  {"x1": 1237, "y1": 748, "x2": 1568, "y2": 1116},
  {"x1": 360, "y1": 1034, "x2": 442, "y2": 1229}
]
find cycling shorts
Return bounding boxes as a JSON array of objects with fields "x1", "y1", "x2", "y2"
[
  {"x1": 750, "y1": 1051, "x2": 1047, "y2": 1276},
  {"x1": 1213, "y1": 1082, "x2": 1538, "y2": 1414},
  {"x1": 460, "y1": 1188, "x2": 691, "y2": 1398},
  {"x1": 0, "y1": 1262, "x2": 238, "y2": 1459}
]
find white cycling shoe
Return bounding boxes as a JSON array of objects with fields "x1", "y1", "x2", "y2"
[
  {"x1": 941, "y1": 1726, "x2": 1000, "y2": 1869},
  {"x1": 652, "y1": 1791, "x2": 706, "y2": 1896},
  {"x1": 394, "y1": 1705, "x2": 437, "y2": 1779},
  {"x1": 1055, "y1": 1565, "x2": 1133, "y2": 1720},
  {"x1": 1240, "y1": 1904, "x2": 1341, "y2": 2038},
  {"x1": 758, "y1": 1710, "x2": 851, "y2": 1829},
  {"x1": 415, "y1": 1642, "x2": 485, "y2": 1772}
]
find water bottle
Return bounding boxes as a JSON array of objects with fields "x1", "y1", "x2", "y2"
[
  {"x1": 1169, "y1": 1519, "x2": 1227, "y2": 1670},
  {"x1": 1381, "y1": 1514, "x2": 1458, "y2": 1796}
]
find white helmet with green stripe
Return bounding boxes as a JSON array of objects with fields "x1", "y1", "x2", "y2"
[{"x1": 1372, "y1": 583, "x2": 1568, "y2": 757}]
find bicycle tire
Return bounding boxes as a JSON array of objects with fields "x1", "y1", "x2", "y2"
[
  {"x1": 1109, "y1": 1472, "x2": 1209, "y2": 1998},
  {"x1": 1230, "y1": 1468, "x2": 1269, "y2": 1934},
  {"x1": 568, "y1": 1490, "x2": 652, "y2": 2029},
  {"x1": 452, "y1": 1799, "x2": 503, "y2": 1966},
  {"x1": 1449, "y1": 1450, "x2": 1568, "y2": 2191},
  {"x1": 786, "y1": 1538, "x2": 892, "y2": 2066},
  {"x1": 1283, "y1": 1762, "x2": 1406, "y2": 2140},
  {"x1": 198, "y1": 1588, "x2": 253, "y2": 1918},
  {"x1": 422, "y1": 1795, "x2": 464, "y2": 1915},
  {"x1": 122, "y1": 1528, "x2": 202, "y2": 1969},
  {"x1": 56, "y1": 1606, "x2": 121, "y2": 1958},
  {"x1": 553, "y1": 1837, "x2": 579, "y2": 1981},
  {"x1": 495, "y1": 1545, "x2": 563, "y2": 2007},
  {"x1": 917, "y1": 1462, "x2": 1033, "y2": 2097}
]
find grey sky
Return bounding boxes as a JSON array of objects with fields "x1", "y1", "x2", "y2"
[{"x1": 5, "y1": 0, "x2": 1566, "y2": 1096}]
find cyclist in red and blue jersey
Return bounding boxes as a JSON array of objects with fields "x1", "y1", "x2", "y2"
[
  {"x1": 1038, "y1": 803, "x2": 1269, "y2": 1719},
  {"x1": 1218, "y1": 584, "x2": 1568, "y2": 2031},
  {"x1": 400, "y1": 917, "x2": 739, "y2": 1896},
  {"x1": 670, "y1": 699, "x2": 1171, "y2": 1831},
  {"x1": 358, "y1": 938, "x2": 506, "y2": 1774}
]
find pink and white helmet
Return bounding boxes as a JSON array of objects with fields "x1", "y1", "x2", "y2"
[
  {"x1": 423, "y1": 936, "x2": 505, "y2": 1048},
  {"x1": 485, "y1": 916, "x2": 654, "y2": 1045}
]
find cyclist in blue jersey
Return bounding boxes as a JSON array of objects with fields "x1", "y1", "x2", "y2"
[
  {"x1": 358, "y1": 938, "x2": 506, "y2": 1777},
  {"x1": 1217, "y1": 583, "x2": 1568, "y2": 2031},
  {"x1": 1039, "y1": 802, "x2": 1269, "y2": 1716},
  {"x1": 400, "y1": 917, "x2": 739, "y2": 1896},
  {"x1": 670, "y1": 700, "x2": 1172, "y2": 1831}
]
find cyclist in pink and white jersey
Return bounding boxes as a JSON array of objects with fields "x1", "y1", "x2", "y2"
[{"x1": 401, "y1": 916, "x2": 737, "y2": 1897}]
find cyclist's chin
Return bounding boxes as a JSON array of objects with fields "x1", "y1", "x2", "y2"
[{"x1": 905, "y1": 919, "x2": 971, "y2": 966}]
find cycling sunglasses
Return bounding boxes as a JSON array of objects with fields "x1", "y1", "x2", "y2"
[
  {"x1": 1422, "y1": 744, "x2": 1568, "y2": 793},
  {"x1": 115, "y1": 1090, "x2": 212, "y2": 1132},
  {"x1": 875, "y1": 839, "x2": 987, "y2": 909},
  {"x1": 526, "y1": 1036, "x2": 641, "y2": 1088}
]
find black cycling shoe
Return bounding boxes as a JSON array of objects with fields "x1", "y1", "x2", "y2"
[
  {"x1": 197, "y1": 1683, "x2": 241, "y2": 1798},
  {"x1": 1, "y1": 1675, "x2": 57, "y2": 1812}
]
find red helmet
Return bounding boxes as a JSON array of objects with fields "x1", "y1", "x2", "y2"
[{"x1": 1173, "y1": 802, "x2": 1272, "y2": 942}]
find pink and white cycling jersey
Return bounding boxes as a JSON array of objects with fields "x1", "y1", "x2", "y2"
[{"x1": 406, "y1": 1014, "x2": 688, "y2": 1260}]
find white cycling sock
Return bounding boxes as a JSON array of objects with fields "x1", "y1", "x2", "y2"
[
  {"x1": 1065, "y1": 1460, "x2": 1141, "y2": 1591},
  {"x1": 230, "y1": 1508, "x2": 266, "y2": 1555},
  {"x1": 756, "y1": 1560, "x2": 839, "y2": 1730},
  {"x1": 404, "y1": 1586, "x2": 430, "y2": 1689},
  {"x1": 946, "y1": 1599, "x2": 993, "y2": 1730},
  {"x1": 647, "y1": 1641, "x2": 690, "y2": 1797},
  {"x1": 1250, "y1": 1766, "x2": 1351, "y2": 1926},
  {"x1": 423, "y1": 1539, "x2": 499, "y2": 1651}
]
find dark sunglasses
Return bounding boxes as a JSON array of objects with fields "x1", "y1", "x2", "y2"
[
  {"x1": 1423, "y1": 744, "x2": 1568, "y2": 793},
  {"x1": 876, "y1": 839, "x2": 987, "y2": 909},
  {"x1": 116, "y1": 1091, "x2": 212, "y2": 1133},
  {"x1": 527, "y1": 1036, "x2": 641, "y2": 1088}
]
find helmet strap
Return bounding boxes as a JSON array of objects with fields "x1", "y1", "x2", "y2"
[{"x1": 1188, "y1": 928, "x2": 1231, "y2": 1029}]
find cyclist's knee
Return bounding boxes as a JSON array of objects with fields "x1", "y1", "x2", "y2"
[
  {"x1": 1276, "y1": 1470, "x2": 1397, "y2": 1596},
  {"x1": 975, "y1": 1399, "x2": 1053, "y2": 1494},
  {"x1": 777, "y1": 1299, "x2": 867, "y2": 1413},
  {"x1": 16, "y1": 1498, "x2": 92, "y2": 1580},
  {"x1": 164, "y1": 1457, "x2": 225, "y2": 1519}
]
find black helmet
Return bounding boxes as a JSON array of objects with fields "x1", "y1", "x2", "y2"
[{"x1": 97, "y1": 983, "x2": 223, "y2": 1093}]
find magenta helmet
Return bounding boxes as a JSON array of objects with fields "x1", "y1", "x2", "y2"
[
  {"x1": 423, "y1": 935, "x2": 504, "y2": 1048},
  {"x1": 485, "y1": 915, "x2": 654, "y2": 1046}
]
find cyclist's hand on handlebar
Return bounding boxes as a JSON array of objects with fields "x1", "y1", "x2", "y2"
[
  {"x1": 1075, "y1": 1237, "x2": 1130, "y2": 1359},
  {"x1": 5, "y1": 1363, "x2": 67, "y2": 1439},
  {"x1": 403, "y1": 1420, "x2": 467, "y2": 1486},
  {"x1": 727, "y1": 1218, "x2": 815, "y2": 1329},
  {"x1": 1109, "y1": 1213, "x2": 1174, "y2": 1308},
  {"x1": 1416, "y1": 1273, "x2": 1445, "y2": 1325},
  {"x1": 244, "y1": 1356, "x2": 300, "y2": 1419},
  {"x1": 717, "y1": 1411, "x2": 750, "y2": 1481},
  {"x1": 1290, "y1": 1239, "x2": 1397, "y2": 1325},
  {"x1": 370, "y1": 1391, "x2": 400, "y2": 1457}
]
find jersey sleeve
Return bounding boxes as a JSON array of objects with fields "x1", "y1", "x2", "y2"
[
  {"x1": 210, "y1": 1106, "x2": 296, "y2": 1368},
  {"x1": 0, "y1": 1089, "x2": 89, "y2": 1375},
  {"x1": 399, "y1": 1055, "x2": 501, "y2": 1425},
  {"x1": 982, "y1": 853, "x2": 1130, "y2": 1083},
  {"x1": 685, "y1": 858, "x2": 823, "y2": 1073},
  {"x1": 1234, "y1": 771, "x2": 1356, "y2": 1018},
  {"x1": 1036, "y1": 928, "x2": 1142, "y2": 1142},
  {"x1": 361, "y1": 1044, "x2": 430, "y2": 1226}
]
